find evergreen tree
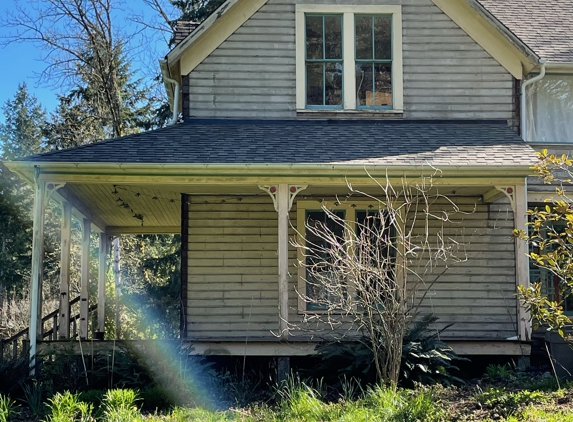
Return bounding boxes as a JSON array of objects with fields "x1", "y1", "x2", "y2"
[
  {"x1": 0, "y1": 84, "x2": 46, "y2": 296},
  {"x1": 170, "y1": 0, "x2": 226, "y2": 25}
]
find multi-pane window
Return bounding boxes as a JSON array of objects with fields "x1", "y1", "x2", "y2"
[
  {"x1": 355, "y1": 16, "x2": 392, "y2": 108},
  {"x1": 297, "y1": 5, "x2": 403, "y2": 111},
  {"x1": 299, "y1": 204, "x2": 397, "y2": 311},
  {"x1": 305, "y1": 15, "x2": 343, "y2": 107},
  {"x1": 305, "y1": 209, "x2": 345, "y2": 310}
]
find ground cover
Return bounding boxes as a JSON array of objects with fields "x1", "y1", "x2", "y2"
[{"x1": 2, "y1": 366, "x2": 573, "y2": 422}]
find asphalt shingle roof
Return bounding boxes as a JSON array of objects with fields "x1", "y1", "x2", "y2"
[
  {"x1": 478, "y1": 0, "x2": 573, "y2": 63},
  {"x1": 22, "y1": 119, "x2": 536, "y2": 167}
]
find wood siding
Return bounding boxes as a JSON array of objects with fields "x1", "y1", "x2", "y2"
[
  {"x1": 185, "y1": 195, "x2": 296, "y2": 339},
  {"x1": 185, "y1": 194, "x2": 517, "y2": 341},
  {"x1": 186, "y1": 0, "x2": 515, "y2": 120},
  {"x1": 410, "y1": 197, "x2": 517, "y2": 340}
]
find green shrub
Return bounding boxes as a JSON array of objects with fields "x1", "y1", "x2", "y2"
[
  {"x1": 22, "y1": 380, "x2": 45, "y2": 416},
  {"x1": 400, "y1": 315, "x2": 467, "y2": 387},
  {"x1": 44, "y1": 391, "x2": 93, "y2": 422},
  {"x1": 0, "y1": 394, "x2": 17, "y2": 422},
  {"x1": 485, "y1": 363, "x2": 513, "y2": 380},
  {"x1": 315, "y1": 315, "x2": 466, "y2": 388},
  {"x1": 102, "y1": 389, "x2": 140, "y2": 422}
]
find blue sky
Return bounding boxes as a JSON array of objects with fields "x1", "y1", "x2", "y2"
[{"x1": 0, "y1": 0, "x2": 174, "y2": 124}]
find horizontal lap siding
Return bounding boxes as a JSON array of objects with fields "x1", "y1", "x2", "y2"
[
  {"x1": 411, "y1": 198, "x2": 517, "y2": 340},
  {"x1": 187, "y1": 0, "x2": 513, "y2": 120},
  {"x1": 185, "y1": 194, "x2": 518, "y2": 342},
  {"x1": 186, "y1": 196, "x2": 295, "y2": 339}
]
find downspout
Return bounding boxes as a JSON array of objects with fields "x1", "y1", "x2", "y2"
[
  {"x1": 159, "y1": 59, "x2": 181, "y2": 126},
  {"x1": 520, "y1": 60, "x2": 546, "y2": 142}
]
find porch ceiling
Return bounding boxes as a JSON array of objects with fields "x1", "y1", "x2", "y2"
[{"x1": 60, "y1": 182, "x2": 498, "y2": 235}]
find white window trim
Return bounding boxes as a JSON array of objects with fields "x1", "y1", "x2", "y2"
[
  {"x1": 296, "y1": 199, "x2": 406, "y2": 313},
  {"x1": 295, "y1": 4, "x2": 403, "y2": 112}
]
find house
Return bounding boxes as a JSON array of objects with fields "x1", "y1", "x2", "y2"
[
  {"x1": 478, "y1": 0, "x2": 573, "y2": 316},
  {"x1": 6, "y1": 0, "x2": 572, "y2": 370}
]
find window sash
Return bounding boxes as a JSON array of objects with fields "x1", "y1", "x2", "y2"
[{"x1": 305, "y1": 14, "x2": 344, "y2": 109}]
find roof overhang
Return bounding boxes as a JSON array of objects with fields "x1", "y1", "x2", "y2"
[
  {"x1": 162, "y1": 0, "x2": 268, "y2": 94},
  {"x1": 5, "y1": 161, "x2": 533, "y2": 186}
]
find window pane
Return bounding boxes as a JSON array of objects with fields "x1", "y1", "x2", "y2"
[
  {"x1": 306, "y1": 16, "x2": 323, "y2": 59},
  {"x1": 305, "y1": 210, "x2": 345, "y2": 309},
  {"x1": 325, "y1": 63, "x2": 343, "y2": 106},
  {"x1": 356, "y1": 63, "x2": 374, "y2": 106},
  {"x1": 324, "y1": 16, "x2": 342, "y2": 59},
  {"x1": 306, "y1": 63, "x2": 324, "y2": 105},
  {"x1": 355, "y1": 16, "x2": 373, "y2": 60},
  {"x1": 528, "y1": 75, "x2": 573, "y2": 143},
  {"x1": 374, "y1": 16, "x2": 392, "y2": 60},
  {"x1": 374, "y1": 64, "x2": 392, "y2": 106}
]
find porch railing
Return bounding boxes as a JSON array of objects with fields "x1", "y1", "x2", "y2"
[{"x1": 0, "y1": 296, "x2": 98, "y2": 361}]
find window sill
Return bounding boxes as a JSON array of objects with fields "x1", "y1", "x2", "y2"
[{"x1": 297, "y1": 109, "x2": 403, "y2": 118}]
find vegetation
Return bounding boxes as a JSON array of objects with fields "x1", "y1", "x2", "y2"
[
  {"x1": 0, "y1": 369, "x2": 570, "y2": 421},
  {"x1": 515, "y1": 150, "x2": 573, "y2": 333},
  {"x1": 292, "y1": 175, "x2": 465, "y2": 386}
]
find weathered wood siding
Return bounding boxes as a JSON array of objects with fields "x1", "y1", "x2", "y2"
[
  {"x1": 187, "y1": 0, "x2": 514, "y2": 120},
  {"x1": 185, "y1": 194, "x2": 517, "y2": 341},
  {"x1": 185, "y1": 195, "x2": 296, "y2": 340},
  {"x1": 411, "y1": 197, "x2": 517, "y2": 340}
]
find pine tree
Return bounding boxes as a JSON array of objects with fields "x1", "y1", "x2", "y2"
[{"x1": 0, "y1": 84, "x2": 47, "y2": 297}]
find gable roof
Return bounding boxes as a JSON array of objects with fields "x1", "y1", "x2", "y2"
[
  {"x1": 478, "y1": 0, "x2": 573, "y2": 63},
  {"x1": 19, "y1": 120, "x2": 535, "y2": 168}
]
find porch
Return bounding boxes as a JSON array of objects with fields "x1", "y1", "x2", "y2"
[{"x1": 2, "y1": 119, "x2": 538, "y2": 366}]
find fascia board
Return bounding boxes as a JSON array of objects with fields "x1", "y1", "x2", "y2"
[{"x1": 5, "y1": 161, "x2": 534, "y2": 182}]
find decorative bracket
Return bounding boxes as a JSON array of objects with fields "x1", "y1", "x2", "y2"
[
  {"x1": 495, "y1": 186, "x2": 516, "y2": 213},
  {"x1": 46, "y1": 183, "x2": 67, "y2": 201},
  {"x1": 259, "y1": 185, "x2": 307, "y2": 212}
]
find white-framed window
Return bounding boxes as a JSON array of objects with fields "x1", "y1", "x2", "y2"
[
  {"x1": 295, "y1": 5, "x2": 403, "y2": 112},
  {"x1": 526, "y1": 74, "x2": 573, "y2": 143},
  {"x1": 296, "y1": 200, "x2": 401, "y2": 312}
]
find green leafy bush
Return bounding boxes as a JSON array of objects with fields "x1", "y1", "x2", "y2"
[
  {"x1": 102, "y1": 389, "x2": 140, "y2": 422},
  {"x1": 0, "y1": 394, "x2": 17, "y2": 422},
  {"x1": 315, "y1": 315, "x2": 466, "y2": 387},
  {"x1": 44, "y1": 391, "x2": 93, "y2": 422},
  {"x1": 400, "y1": 315, "x2": 467, "y2": 387}
]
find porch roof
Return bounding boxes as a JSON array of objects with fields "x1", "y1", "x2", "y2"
[{"x1": 20, "y1": 119, "x2": 536, "y2": 168}]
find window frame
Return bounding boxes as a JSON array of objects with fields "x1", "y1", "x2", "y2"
[
  {"x1": 295, "y1": 5, "x2": 403, "y2": 113},
  {"x1": 296, "y1": 200, "x2": 405, "y2": 313}
]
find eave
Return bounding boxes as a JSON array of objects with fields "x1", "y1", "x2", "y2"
[{"x1": 5, "y1": 161, "x2": 534, "y2": 186}]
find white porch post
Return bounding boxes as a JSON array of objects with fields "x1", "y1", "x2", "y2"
[
  {"x1": 29, "y1": 174, "x2": 46, "y2": 373},
  {"x1": 80, "y1": 218, "x2": 91, "y2": 339},
  {"x1": 97, "y1": 233, "x2": 108, "y2": 338},
  {"x1": 514, "y1": 184, "x2": 531, "y2": 341},
  {"x1": 113, "y1": 237, "x2": 121, "y2": 339},
  {"x1": 260, "y1": 184, "x2": 306, "y2": 340},
  {"x1": 58, "y1": 201, "x2": 72, "y2": 339},
  {"x1": 277, "y1": 185, "x2": 290, "y2": 339}
]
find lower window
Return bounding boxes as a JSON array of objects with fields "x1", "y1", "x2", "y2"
[{"x1": 297, "y1": 201, "x2": 396, "y2": 311}]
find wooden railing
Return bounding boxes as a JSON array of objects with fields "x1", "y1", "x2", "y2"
[{"x1": 0, "y1": 296, "x2": 98, "y2": 361}]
